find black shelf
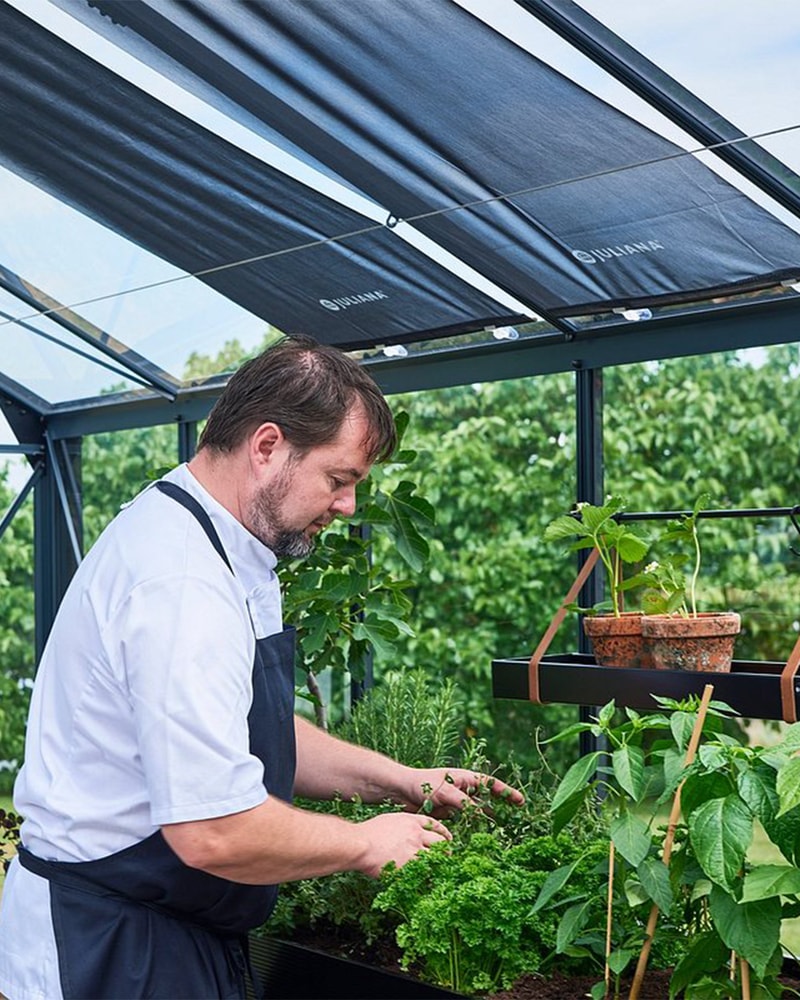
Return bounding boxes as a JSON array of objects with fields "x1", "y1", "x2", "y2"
[{"x1": 492, "y1": 653, "x2": 799, "y2": 720}]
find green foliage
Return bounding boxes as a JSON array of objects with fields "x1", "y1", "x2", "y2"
[
  {"x1": 543, "y1": 695, "x2": 800, "y2": 997},
  {"x1": 0, "y1": 807, "x2": 22, "y2": 874},
  {"x1": 0, "y1": 465, "x2": 34, "y2": 793},
  {"x1": 374, "y1": 832, "x2": 569, "y2": 994},
  {"x1": 279, "y1": 411, "x2": 435, "y2": 710},
  {"x1": 337, "y1": 668, "x2": 463, "y2": 768}
]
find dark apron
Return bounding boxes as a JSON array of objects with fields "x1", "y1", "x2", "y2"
[{"x1": 19, "y1": 481, "x2": 296, "y2": 999}]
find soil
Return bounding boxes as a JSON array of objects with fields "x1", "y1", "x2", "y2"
[{"x1": 288, "y1": 924, "x2": 800, "y2": 999}]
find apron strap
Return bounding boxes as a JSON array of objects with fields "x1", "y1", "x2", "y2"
[{"x1": 155, "y1": 480, "x2": 234, "y2": 573}]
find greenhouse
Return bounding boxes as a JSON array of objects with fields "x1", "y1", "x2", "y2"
[{"x1": 1, "y1": 1, "x2": 800, "y2": 998}]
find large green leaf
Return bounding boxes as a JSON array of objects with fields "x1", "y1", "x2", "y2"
[
  {"x1": 609, "y1": 812, "x2": 651, "y2": 867},
  {"x1": 776, "y1": 756, "x2": 800, "y2": 817},
  {"x1": 741, "y1": 863, "x2": 800, "y2": 902},
  {"x1": 762, "y1": 803, "x2": 800, "y2": 866},
  {"x1": 352, "y1": 617, "x2": 401, "y2": 659},
  {"x1": 550, "y1": 751, "x2": 603, "y2": 813},
  {"x1": 637, "y1": 857, "x2": 673, "y2": 913},
  {"x1": 616, "y1": 531, "x2": 649, "y2": 564},
  {"x1": 375, "y1": 480, "x2": 434, "y2": 572},
  {"x1": 532, "y1": 861, "x2": 579, "y2": 913},
  {"x1": 669, "y1": 711, "x2": 697, "y2": 752},
  {"x1": 556, "y1": 900, "x2": 592, "y2": 953},
  {"x1": 612, "y1": 744, "x2": 646, "y2": 801},
  {"x1": 689, "y1": 794, "x2": 752, "y2": 892},
  {"x1": 736, "y1": 761, "x2": 779, "y2": 826},
  {"x1": 709, "y1": 884, "x2": 781, "y2": 979},
  {"x1": 681, "y1": 770, "x2": 735, "y2": 818}
]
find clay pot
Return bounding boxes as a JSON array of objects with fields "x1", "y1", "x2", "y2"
[
  {"x1": 583, "y1": 612, "x2": 654, "y2": 669},
  {"x1": 641, "y1": 612, "x2": 741, "y2": 672}
]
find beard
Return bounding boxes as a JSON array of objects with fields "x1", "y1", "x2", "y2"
[{"x1": 246, "y1": 466, "x2": 317, "y2": 559}]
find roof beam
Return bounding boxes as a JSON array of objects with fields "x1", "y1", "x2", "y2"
[
  {"x1": 42, "y1": 296, "x2": 800, "y2": 439},
  {"x1": 0, "y1": 264, "x2": 180, "y2": 399}
]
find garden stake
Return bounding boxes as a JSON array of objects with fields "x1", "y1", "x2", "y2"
[
  {"x1": 740, "y1": 955, "x2": 750, "y2": 1000},
  {"x1": 604, "y1": 840, "x2": 615, "y2": 998},
  {"x1": 628, "y1": 683, "x2": 715, "y2": 1000}
]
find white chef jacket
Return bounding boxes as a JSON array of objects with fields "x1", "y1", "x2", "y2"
[{"x1": 0, "y1": 464, "x2": 283, "y2": 1000}]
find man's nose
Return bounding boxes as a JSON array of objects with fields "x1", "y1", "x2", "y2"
[{"x1": 331, "y1": 486, "x2": 357, "y2": 518}]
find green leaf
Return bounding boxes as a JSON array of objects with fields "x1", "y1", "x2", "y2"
[
  {"x1": 616, "y1": 532, "x2": 649, "y2": 564},
  {"x1": 551, "y1": 790, "x2": 588, "y2": 835},
  {"x1": 775, "y1": 723, "x2": 800, "y2": 754},
  {"x1": 670, "y1": 711, "x2": 697, "y2": 752},
  {"x1": 741, "y1": 863, "x2": 800, "y2": 902},
  {"x1": 709, "y1": 884, "x2": 781, "y2": 979},
  {"x1": 532, "y1": 861, "x2": 579, "y2": 913},
  {"x1": 301, "y1": 611, "x2": 338, "y2": 654},
  {"x1": 556, "y1": 900, "x2": 592, "y2": 953},
  {"x1": 543, "y1": 515, "x2": 587, "y2": 542},
  {"x1": 597, "y1": 699, "x2": 616, "y2": 728},
  {"x1": 697, "y1": 743, "x2": 728, "y2": 772},
  {"x1": 612, "y1": 744, "x2": 646, "y2": 801},
  {"x1": 609, "y1": 812, "x2": 651, "y2": 867},
  {"x1": 668, "y1": 930, "x2": 729, "y2": 999},
  {"x1": 762, "y1": 804, "x2": 800, "y2": 866},
  {"x1": 689, "y1": 794, "x2": 752, "y2": 892},
  {"x1": 681, "y1": 770, "x2": 735, "y2": 817},
  {"x1": 776, "y1": 756, "x2": 800, "y2": 817},
  {"x1": 550, "y1": 751, "x2": 602, "y2": 813},
  {"x1": 375, "y1": 481, "x2": 434, "y2": 572},
  {"x1": 351, "y1": 617, "x2": 400, "y2": 659},
  {"x1": 607, "y1": 947, "x2": 637, "y2": 975},
  {"x1": 736, "y1": 761, "x2": 779, "y2": 826},
  {"x1": 637, "y1": 857, "x2": 673, "y2": 913},
  {"x1": 589, "y1": 982, "x2": 607, "y2": 1000}
]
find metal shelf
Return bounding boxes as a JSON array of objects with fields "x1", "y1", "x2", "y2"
[{"x1": 492, "y1": 653, "x2": 799, "y2": 720}]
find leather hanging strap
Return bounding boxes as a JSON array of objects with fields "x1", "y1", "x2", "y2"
[
  {"x1": 528, "y1": 548, "x2": 600, "y2": 703},
  {"x1": 780, "y1": 634, "x2": 800, "y2": 723}
]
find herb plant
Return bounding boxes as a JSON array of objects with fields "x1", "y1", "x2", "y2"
[{"x1": 543, "y1": 496, "x2": 649, "y2": 616}]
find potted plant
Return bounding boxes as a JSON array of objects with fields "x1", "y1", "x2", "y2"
[
  {"x1": 637, "y1": 494, "x2": 741, "y2": 672},
  {"x1": 543, "y1": 496, "x2": 651, "y2": 668}
]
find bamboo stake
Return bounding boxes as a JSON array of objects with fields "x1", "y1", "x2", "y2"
[
  {"x1": 604, "y1": 840, "x2": 616, "y2": 998},
  {"x1": 740, "y1": 955, "x2": 751, "y2": 1000},
  {"x1": 628, "y1": 683, "x2": 715, "y2": 1000}
]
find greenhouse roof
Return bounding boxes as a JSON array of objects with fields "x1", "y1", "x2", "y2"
[{"x1": 1, "y1": 0, "x2": 800, "y2": 434}]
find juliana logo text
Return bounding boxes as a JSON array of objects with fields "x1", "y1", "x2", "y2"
[
  {"x1": 572, "y1": 239, "x2": 665, "y2": 265},
  {"x1": 319, "y1": 290, "x2": 389, "y2": 311}
]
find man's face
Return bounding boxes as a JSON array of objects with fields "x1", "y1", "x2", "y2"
[{"x1": 246, "y1": 405, "x2": 372, "y2": 557}]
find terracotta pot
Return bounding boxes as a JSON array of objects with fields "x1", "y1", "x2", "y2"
[
  {"x1": 583, "y1": 612, "x2": 654, "y2": 669},
  {"x1": 641, "y1": 612, "x2": 741, "y2": 672}
]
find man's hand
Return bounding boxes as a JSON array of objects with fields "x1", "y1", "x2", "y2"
[
  {"x1": 354, "y1": 812, "x2": 452, "y2": 878},
  {"x1": 396, "y1": 767, "x2": 525, "y2": 819}
]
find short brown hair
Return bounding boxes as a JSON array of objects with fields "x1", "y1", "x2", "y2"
[{"x1": 198, "y1": 336, "x2": 397, "y2": 462}]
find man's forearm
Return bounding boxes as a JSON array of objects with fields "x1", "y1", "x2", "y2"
[
  {"x1": 161, "y1": 792, "x2": 451, "y2": 883},
  {"x1": 293, "y1": 715, "x2": 417, "y2": 803}
]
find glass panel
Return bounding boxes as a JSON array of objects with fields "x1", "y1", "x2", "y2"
[{"x1": 0, "y1": 167, "x2": 271, "y2": 399}]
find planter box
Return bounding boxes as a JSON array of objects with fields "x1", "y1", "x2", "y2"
[
  {"x1": 247, "y1": 935, "x2": 463, "y2": 999},
  {"x1": 492, "y1": 652, "x2": 800, "y2": 720}
]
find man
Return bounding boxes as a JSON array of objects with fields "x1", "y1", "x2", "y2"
[{"x1": 0, "y1": 336, "x2": 522, "y2": 1000}]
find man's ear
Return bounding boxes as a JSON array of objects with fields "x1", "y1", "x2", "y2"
[{"x1": 249, "y1": 422, "x2": 284, "y2": 468}]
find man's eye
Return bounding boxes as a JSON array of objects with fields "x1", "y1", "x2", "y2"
[{"x1": 331, "y1": 478, "x2": 346, "y2": 490}]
